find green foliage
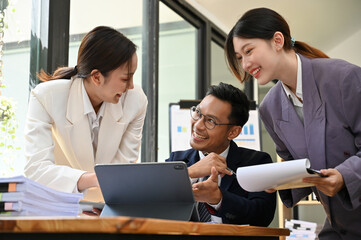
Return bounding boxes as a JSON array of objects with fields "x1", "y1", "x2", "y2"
[
  {"x1": 0, "y1": 96, "x2": 19, "y2": 150},
  {"x1": 0, "y1": 0, "x2": 20, "y2": 177},
  {"x1": 0, "y1": 95, "x2": 20, "y2": 176}
]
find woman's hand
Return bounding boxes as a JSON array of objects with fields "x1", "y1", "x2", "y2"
[
  {"x1": 82, "y1": 207, "x2": 102, "y2": 216},
  {"x1": 265, "y1": 188, "x2": 277, "y2": 193},
  {"x1": 302, "y1": 168, "x2": 345, "y2": 197},
  {"x1": 77, "y1": 172, "x2": 99, "y2": 192}
]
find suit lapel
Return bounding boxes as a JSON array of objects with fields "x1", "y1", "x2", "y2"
[
  {"x1": 274, "y1": 84, "x2": 308, "y2": 158},
  {"x1": 300, "y1": 55, "x2": 326, "y2": 169},
  {"x1": 65, "y1": 78, "x2": 94, "y2": 171},
  {"x1": 64, "y1": 79, "x2": 128, "y2": 167},
  {"x1": 185, "y1": 150, "x2": 200, "y2": 166},
  {"x1": 300, "y1": 56, "x2": 328, "y2": 210},
  {"x1": 221, "y1": 141, "x2": 239, "y2": 191},
  {"x1": 95, "y1": 101, "x2": 126, "y2": 164}
]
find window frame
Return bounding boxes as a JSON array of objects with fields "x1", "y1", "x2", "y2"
[{"x1": 29, "y1": 0, "x2": 253, "y2": 162}]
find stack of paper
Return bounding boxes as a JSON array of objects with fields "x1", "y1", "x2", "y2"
[
  {"x1": 0, "y1": 175, "x2": 83, "y2": 216},
  {"x1": 285, "y1": 219, "x2": 318, "y2": 240}
]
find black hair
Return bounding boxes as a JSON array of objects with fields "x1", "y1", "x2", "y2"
[
  {"x1": 225, "y1": 7, "x2": 328, "y2": 82},
  {"x1": 38, "y1": 26, "x2": 137, "y2": 81},
  {"x1": 206, "y1": 82, "x2": 250, "y2": 127}
]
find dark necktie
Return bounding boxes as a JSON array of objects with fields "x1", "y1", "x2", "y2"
[
  {"x1": 197, "y1": 175, "x2": 211, "y2": 222},
  {"x1": 197, "y1": 153, "x2": 212, "y2": 222},
  {"x1": 198, "y1": 202, "x2": 211, "y2": 222}
]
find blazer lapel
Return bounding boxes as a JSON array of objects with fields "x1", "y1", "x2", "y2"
[
  {"x1": 65, "y1": 78, "x2": 95, "y2": 172},
  {"x1": 186, "y1": 150, "x2": 200, "y2": 166},
  {"x1": 300, "y1": 56, "x2": 329, "y2": 212},
  {"x1": 274, "y1": 84, "x2": 308, "y2": 159},
  {"x1": 95, "y1": 95, "x2": 126, "y2": 164},
  {"x1": 300, "y1": 55, "x2": 326, "y2": 170},
  {"x1": 221, "y1": 141, "x2": 239, "y2": 190}
]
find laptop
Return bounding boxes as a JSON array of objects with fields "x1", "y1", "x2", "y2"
[{"x1": 94, "y1": 161, "x2": 199, "y2": 221}]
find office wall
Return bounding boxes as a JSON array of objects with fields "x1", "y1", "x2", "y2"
[{"x1": 327, "y1": 28, "x2": 361, "y2": 67}]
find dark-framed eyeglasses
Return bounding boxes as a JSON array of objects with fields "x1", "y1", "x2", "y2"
[{"x1": 190, "y1": 106, "x2": 237, "y2": 130}]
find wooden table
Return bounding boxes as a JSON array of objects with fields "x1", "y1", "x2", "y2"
[{"x1": 0, "y1": 216, "x2": 290, "y2": 240}]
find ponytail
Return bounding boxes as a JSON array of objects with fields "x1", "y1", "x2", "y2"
[
  {"x1": 37, "y1": 66, "x2": 78, "y2": 82},
  {"x1": 293, "y1": 41, "x2": 329, "y2": 59}
]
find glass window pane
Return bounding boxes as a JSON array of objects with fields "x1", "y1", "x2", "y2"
[
  {"x1": 1, "y1": 1, "x2": 32, "y2": 176},
  {"x1": 211, "y1": 41, "x2": 243, "y2": 90},
  {"x1": 158, "y1": 2, "x2": 197, "y2": 162},
  {"x1": 69, "y1": 0, "x2": 143, "y2": 87}
]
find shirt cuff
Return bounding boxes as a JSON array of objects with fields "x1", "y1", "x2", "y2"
[{"x1": 208, "y1": 198, "x2": 222, "y2": 211}]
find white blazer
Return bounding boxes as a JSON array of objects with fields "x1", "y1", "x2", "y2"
[{"x1": 24, "y1": 78, "x2": 147, "y2": 200}]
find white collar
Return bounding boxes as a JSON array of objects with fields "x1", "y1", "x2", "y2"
[
  {"x1": 281, "y1": 54, "x2": 303, "y2": 107},
  {"x1": 82, "y1": 80, "x2": 105, "y2": 119},
  {"x1": 198, "y1": 145, "x2": 230, "y2": 160}
]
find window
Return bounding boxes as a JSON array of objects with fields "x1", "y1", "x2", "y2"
[
  {"x1": 158, "y1": 2, "x2": 197, "y2": 162},
  {"x1": 210, "y1": 41, "x2": 243, "y2": 90},
  {"x1": 1, "y1": 1, "x2": 32, "y2": 176},
  {"x1": 68, "y1": 0, "x2": 143, "y2": 87}
]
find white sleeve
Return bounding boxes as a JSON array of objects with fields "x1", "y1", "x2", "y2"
[{"x1": 24, "y1": 88, "x2": 85, "y2": 193}]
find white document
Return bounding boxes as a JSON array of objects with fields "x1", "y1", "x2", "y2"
[
  {"x1": 236, "y1": 158, "x2": 320, "y2": 192},
  {"x1": 170, "y1": 104, "x2": 192, "y2": 152}
]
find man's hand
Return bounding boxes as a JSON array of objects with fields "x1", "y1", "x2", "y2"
[
  {"x1": 303, "y1": 168, "x2": 345, "y2": 197},
  {"x1": 192, "y1": 167, "x2": 222, "y2": 204},
  {"x1": 188, "y1": 152, "x2": 232, "y2": 178}
]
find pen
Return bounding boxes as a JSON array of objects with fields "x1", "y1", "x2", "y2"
[
  {"x1": 204, "y1": 152, "x2": 236, "y2": 176},
  {"x1": 227, "y1": 167, "x2": 236, "y2": 176}
]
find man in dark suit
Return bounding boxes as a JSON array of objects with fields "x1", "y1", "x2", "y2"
[{"x1": 166, "y1": 82, "x2": 276, "y2": 226}]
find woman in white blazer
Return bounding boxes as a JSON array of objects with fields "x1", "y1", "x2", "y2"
[{"x1": 24, "y1": 26, "x2": 148, "y2": 201}]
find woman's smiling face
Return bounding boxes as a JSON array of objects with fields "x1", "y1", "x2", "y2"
[
  {"x1": 233, "y1": 37, "x2": 279, "y2": 85},
  {"x1": 98, "y1": 53, "x2": 137, "y2": 104}
]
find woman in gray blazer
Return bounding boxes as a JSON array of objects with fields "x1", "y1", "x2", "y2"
[
  {"x1": 24, "y1": 26, "x2": 147, "y2": 201},
  {"x1": 225, "y1": 7, "x2": 361, "y2": 240}
]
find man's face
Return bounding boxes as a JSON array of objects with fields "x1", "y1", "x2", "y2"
[{"x1": 190, "y1": 95, "x2": 234, "y2": 154}]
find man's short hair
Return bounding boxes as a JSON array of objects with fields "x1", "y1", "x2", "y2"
[{"x1": 206, "y1": 82, "x2": 250, "y2": 127}]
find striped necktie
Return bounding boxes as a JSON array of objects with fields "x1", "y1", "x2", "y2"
[
  {"x1": 197, "y1": 152, "x2": 212, "y2": 222},
  {"x1": 197, "y1": 174, "x2": 211, "y2": 222},
  {"x1": 198, "y1": 202, "x2": 211, "y2": 222}
]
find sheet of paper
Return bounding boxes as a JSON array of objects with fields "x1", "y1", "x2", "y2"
[
  {"x1": 0, "y1": 175, "x2": 83, "y2": 216},
  {"x1": 236, "y1": 158, "x2": 319, "y2": 192}
]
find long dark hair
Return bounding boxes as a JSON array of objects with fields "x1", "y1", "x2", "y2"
[
  {"x1": 225, "y1": 8, "x2": 329, "y2": 82},
  {"x1": 38, "y1": 26, "x2": 137, "y2": 81}
]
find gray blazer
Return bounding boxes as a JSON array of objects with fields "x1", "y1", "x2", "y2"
[{"x1": 259, "y1": 54, "x2": 361, "y2": 239}]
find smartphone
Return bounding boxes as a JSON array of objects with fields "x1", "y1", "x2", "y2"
[{"x1": 306, "y1": 168, "x2": 326, "y2": 177}]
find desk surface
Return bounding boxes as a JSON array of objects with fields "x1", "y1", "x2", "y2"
[{"x1": 0, "y1": 216, "x2": 289, "y2": 237}]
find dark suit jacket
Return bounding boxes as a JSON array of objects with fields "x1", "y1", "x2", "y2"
[
  {"x1": 166, "y1": 141, "x2": 276, "y2": 226},
  {"x1": 259, "y1": 54, "x2": 361, "y2": 238}
]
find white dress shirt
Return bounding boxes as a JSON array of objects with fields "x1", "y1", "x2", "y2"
[{"x1": 81, "y1": 80, "x2": 105, "y2": 155}]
